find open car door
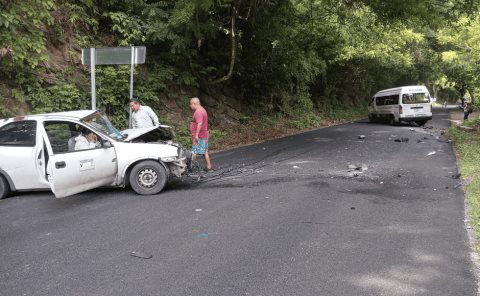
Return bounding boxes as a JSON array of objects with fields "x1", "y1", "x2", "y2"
[
  {"x1": 47, "y1": 146, "x2": 118, "y2": 198},
  {"x1": 43, "y1": 120, "x2": 118, "y2": 198}
]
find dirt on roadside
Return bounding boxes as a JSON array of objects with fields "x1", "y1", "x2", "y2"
[
  {"x1": 210, "y1": 117, "x2": 359, "y2": 153},
  {"x1": 449, "y1": 108, "x2": 480, "y2": 125}
]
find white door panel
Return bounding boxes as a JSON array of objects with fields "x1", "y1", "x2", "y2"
[
  {"x1": 47, "y1": 147, "x2": 117, "y2": 198},
  {"x1": 2, "y1": 146, "x2": 48, "y2": 190}
]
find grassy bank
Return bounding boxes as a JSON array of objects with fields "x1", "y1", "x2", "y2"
[{"x1": 448, "y1": 114, "x2": 480, "y2": 250}]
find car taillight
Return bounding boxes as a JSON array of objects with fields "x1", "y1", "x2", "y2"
[{"x1": 399, "y1": 105, "x2": 403, "y2": 114}]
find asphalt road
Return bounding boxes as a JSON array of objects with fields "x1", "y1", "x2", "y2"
[{"x1": 0, "y1": 108, "x2": 477, "y2": 296}]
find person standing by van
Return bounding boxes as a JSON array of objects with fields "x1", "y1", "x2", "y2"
[{"x1": 464, "y1": 102, "x2": 473, "y2": 120}]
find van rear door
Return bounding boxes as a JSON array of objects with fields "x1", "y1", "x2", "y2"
[{"x1": 401, "y1": 93, "x2": 431, "y2": 118}]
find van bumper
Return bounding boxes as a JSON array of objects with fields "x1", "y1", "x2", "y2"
[{"x1": 399, "y1": 116, "x2": 432, "y2": 122}]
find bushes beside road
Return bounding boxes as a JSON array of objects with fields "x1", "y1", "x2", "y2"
[{"x1": 449, "y1": 117, "x2": 480, "y2": 250}]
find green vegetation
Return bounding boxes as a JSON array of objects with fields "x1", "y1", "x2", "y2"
[
  {"x1": 3, "y1": 0, "x2": 480, "y2": 120},
  {"x1": 2, "y1": 2, "x2": 480, "y2": 143},
  {"x1": 449, "y1": 117, "x2": 480, "y2": 249}
]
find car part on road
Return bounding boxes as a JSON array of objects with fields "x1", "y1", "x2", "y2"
[
  {"x1": 130, "y1": 250, "x2": 153, "y2": 259},
  {"x1": 129, "y1": 160, "x2": 168, "y2": 195}
]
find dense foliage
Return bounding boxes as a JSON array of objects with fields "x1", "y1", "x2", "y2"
[{"x1": 2, "y1": 0, "x2": 480, "y2": 125}]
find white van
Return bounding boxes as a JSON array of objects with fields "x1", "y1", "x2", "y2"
[{"x1": 368, "y1": 85, "x2": 433, "y2": 125}]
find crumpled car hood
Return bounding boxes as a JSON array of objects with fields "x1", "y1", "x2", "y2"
[{"x1": 121, "y1": 125, "x2": 175, "y2": 142}]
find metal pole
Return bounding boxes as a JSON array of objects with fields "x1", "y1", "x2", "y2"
[
  {"x1": 130, "y1": 46, "x2": 135, "y2": 99},
  {"x1": 128, "y1": 46, "x2": 135, "y2": 128},
  {"x1": 90, "y1": 47, "x2": 96, "y2": 110}
]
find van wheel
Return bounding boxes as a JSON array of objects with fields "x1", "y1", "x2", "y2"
[
  {"x1": 389, "y1": 116, "x2": 399, "y2": 126},
  {"x1": 0, "y1": 174, "x2": 10, "y2": 199},
  {"x1": 129, "y1": 160, "x2": 168, "y2": 195},
  {"x1": 416, "y1": 120, "x2": 427, "y2": 126}
]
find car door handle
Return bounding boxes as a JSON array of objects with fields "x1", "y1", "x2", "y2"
[{"x1": 55, "y1": 161, "x2": 66, "y2": 169}]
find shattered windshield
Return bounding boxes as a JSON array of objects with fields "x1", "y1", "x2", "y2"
[
  {"x1": 402, "y1": 93, "x2": 430, "y2": 104},
  {"x1": 81, "y1": 111, "x2": 124, "y2": 140}
]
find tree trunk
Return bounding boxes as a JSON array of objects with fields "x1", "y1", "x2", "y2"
[
  {"x1": 209, "y1": 1, "x2": 240, "y2": 84},
  {"x1": 468, "y1": 88, "x2": 475, "y2": 104}
]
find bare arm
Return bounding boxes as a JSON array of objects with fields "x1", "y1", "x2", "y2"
[{"x1": 195, "y1": 122, "x2": 203, "y2": 137}]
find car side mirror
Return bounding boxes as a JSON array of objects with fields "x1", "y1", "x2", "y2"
[{"x1": 103, "y1": 141, "x2": 112, "y2": 148}]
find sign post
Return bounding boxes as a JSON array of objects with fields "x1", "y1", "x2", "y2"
[
  {"x1": 130, "y1": 46, "x2": 135, "y2": 100},
  {"x1": 90, "y1": 48, "x2": 96, "y2": 110},
  {"x1": 81, "y1": 46, "x2": 146, "y2": 111}
]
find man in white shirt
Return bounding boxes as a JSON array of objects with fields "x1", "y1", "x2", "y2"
[
  {"x1": 129, "y1": 99, "x2": 160, "y2": 129},
  {"x1": 74, "y1": 131, "x2": 101, "y2": 150}
]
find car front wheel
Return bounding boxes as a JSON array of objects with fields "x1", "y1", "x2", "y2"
[
  {"x1": 129, "y1": 160, "x2": 168, "y2": 195},
  {"x1": 0, "y1": 174, "x2": 10, "y2": 199}
]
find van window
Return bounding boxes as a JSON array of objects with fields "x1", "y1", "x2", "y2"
[
  {"x1": 402, "y1": 93, "x2": 430, "y2": 104},
  {"x1": 376, "y1": 95, "x2": 399, "y2": 106}
]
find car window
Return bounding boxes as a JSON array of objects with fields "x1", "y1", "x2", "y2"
[
  {"x1": 402, "y1": 93, "x2": 430, "y2": 104},
  {"x1": 376, "y1": 95, "x2": 398, "y2": 106},
  {"x1": 0, "y1": 121, "x2": 36, "y2": 147},
  {"x1": 44, "y1": 121, "x2": 102, "y2": 154}
]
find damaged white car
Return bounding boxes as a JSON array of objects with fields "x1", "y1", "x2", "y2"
[{"x1": 0, "y1": 110, "x2": 191, "y2": 199}]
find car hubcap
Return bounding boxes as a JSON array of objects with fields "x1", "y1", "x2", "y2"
[{"x1": 138, "y1": 168, "x2": 158, "y2": 188}]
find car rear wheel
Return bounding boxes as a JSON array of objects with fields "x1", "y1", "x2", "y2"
[
  {"x1": 0, "y1": 174, "x2": 10, "y2": 199},
  {"x1": 129, "y1": 160, "x2": 168, "y2": 195}
]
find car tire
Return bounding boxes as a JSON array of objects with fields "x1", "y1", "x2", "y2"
[
  {"x1": 0, "y1": 174, "x2": 10, "y2": 199},
  {"x1": 129, "y1": 160, "x2": 168, "y2": 195}
]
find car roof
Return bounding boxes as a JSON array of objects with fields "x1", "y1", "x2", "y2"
[{"x1": 1, "y1": 110, "x2": 96, "y2": 122}]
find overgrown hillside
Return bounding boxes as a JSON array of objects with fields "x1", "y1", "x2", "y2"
[{"x1": 2, "y1": 0, "x2": 480, "y2": 149}]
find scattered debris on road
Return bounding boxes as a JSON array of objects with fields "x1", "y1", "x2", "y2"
[
  {"x1": 452, "y1": 173, "x2": 461, "y2": 179},
  {"x1": 130, "y1": 251, "x2": 153, "y2": 259},
  {"x1": 347, "y1": 164, "x2": 368, "y2": 172},
  {"x1": 358, "y1": 135, "x2": 366, "y2": 140},
  {"x1": 394, "y1": 137, "x2": 409, "y2": 142},
  {"x1": 427, "y1": 151, "x2": 436, "y2": 156}
]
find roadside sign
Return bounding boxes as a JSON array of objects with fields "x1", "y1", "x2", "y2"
[
  {"x1": 81, "y1": 46, "x2": 146, "y2": 65},
  {"x1": 80, "y1": 46, "x2": 146, "y2": 120}
]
